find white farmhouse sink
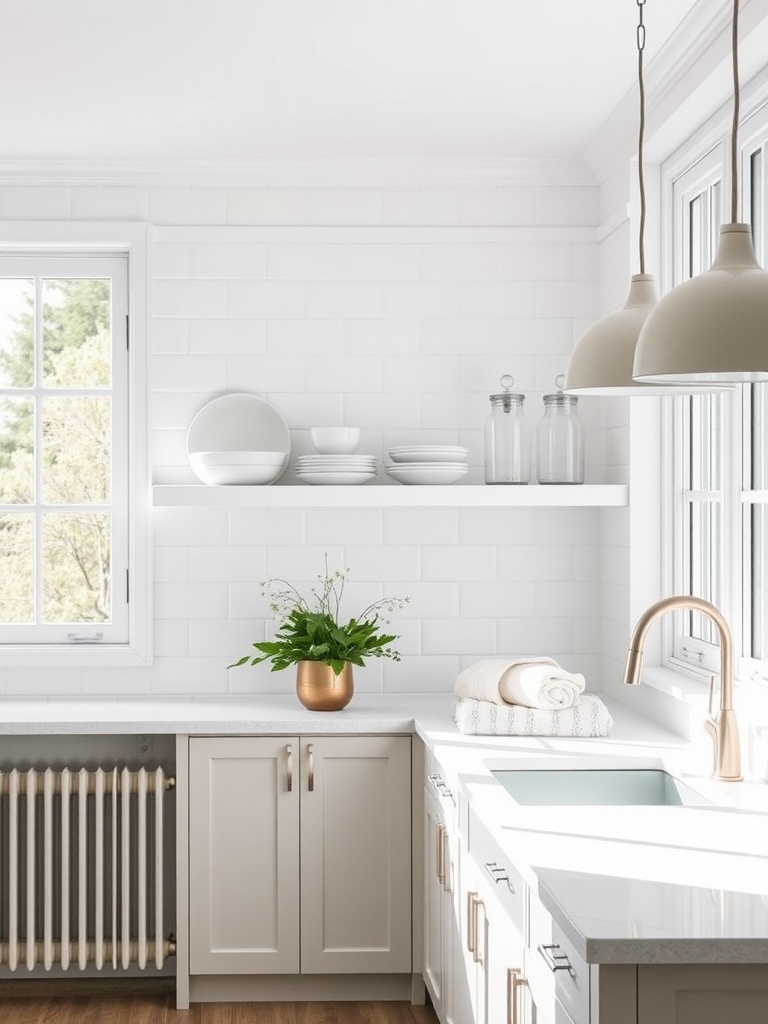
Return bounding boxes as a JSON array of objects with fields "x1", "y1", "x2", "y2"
[{"x1": 491, "y1": 768, "x2": 712, "y2": 807}]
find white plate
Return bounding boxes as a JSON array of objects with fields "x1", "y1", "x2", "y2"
[
  {"x1": 297, "y1": 470, "x2": 376, "y2": 485},
  {"x1": 297, "y1": 458, "x2": 377, "y2": 468},
  {"x1": 187, "y1": 394, "x2": 291, "y2": 483},
  {"x1": 385, "y1": 464, "x2": 469, "y2": 485},
  {"x1": 388, "y1": 446, "x2": 469, "y2": 464},
  {"x1": 188, "y1": 456, "x2": 285, "y2": 486},
  {"x1": 196, "y1": 450, "x2": 287, "y2": 467}
]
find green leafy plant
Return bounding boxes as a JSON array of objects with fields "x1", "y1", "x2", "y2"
[{"x1": 229, "y1": 561, "x2": 410, "y2": 676}]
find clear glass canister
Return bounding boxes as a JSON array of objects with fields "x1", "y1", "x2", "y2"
[
  {"x1": 484, "y1": 374, "x2": 529, "y2": 484},
  {"x1": 536, "y1": 384, "x2": 584, "y2": 484}
]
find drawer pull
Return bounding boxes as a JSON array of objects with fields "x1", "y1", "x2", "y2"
[
  {"x1": 428, "y1": 773, "x2": 454, "y2": 801},
  {"x1": 484, "y1": 860, "x2": 515, "y2": 893},
  {"x1": 286, "y1": 744, "x2": 293, "y2": 792},
  {"x1": 507, "y1": 967, "x2": 525, "y2": 1024},
  {"x1": 436, "y1": 823, "x2": 446, "y2": 885},
  {"x1": 538, "y1": 942, "x2": 573, "y2": 975},
  {"x1": 307, "y1": 743, "x2": 314, "y2": 792}
]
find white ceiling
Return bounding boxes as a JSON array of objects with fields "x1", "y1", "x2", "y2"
[{"x1": 3, "y1": 0, "x2": 703, "y2": 163}]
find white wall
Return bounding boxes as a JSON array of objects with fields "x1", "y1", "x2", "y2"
[{"x1": 0, "y1": 174, "x2": 614, "y2": 697}]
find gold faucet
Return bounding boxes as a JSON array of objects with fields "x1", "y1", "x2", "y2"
[{"x1": 623, "y1": 595, "x2": 742, "y2": 781}]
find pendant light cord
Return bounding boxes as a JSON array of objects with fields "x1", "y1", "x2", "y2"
[
  {"x1": 637, "y1": 0, "x2": 647, "y2": 274},
  {"x1": 731, "y1": 0, "x2": 740, "y2": 223}
]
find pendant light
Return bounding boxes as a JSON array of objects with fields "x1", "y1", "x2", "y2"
[
  {"x1": 632, "y1": 0, "x2": 768, "y2": 384},
  {"x1": 564, "y1": 0, "x2": 677, "y2": 396}
]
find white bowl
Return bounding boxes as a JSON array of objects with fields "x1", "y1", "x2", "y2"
[
  {"x1": 188, "y1": 453, "x2": 284, "y2": 486},
  {"x1": 385, "y1": 463, "x2": 469, "y2": 485},
  {"x1": 194, "y1": 450, "x2": 287, "y2": 467},
  {"x1": 310, "y1": 427, "x2": 361, "y2": 454}
]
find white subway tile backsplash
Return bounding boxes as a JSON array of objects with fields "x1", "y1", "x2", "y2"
[
  {"x1": 305, "y1": 353, "x2": 382, "y2": 393},
  {"x1": 154, "y1": 582, "x2": 229, "y2": 620},
  {"x1": 1, "y1": 186, "x2": 71, "y2": 220},
  {"x1": 268, "y1": 243, "x2": 345, "y2": 279},
  {"x1": 189, "y1": 546, "x2": 268, "y2": 583},
  {"x1": 458, "y1": 188, "x2": 535, "y2": 225},
  {"x1": 226, "y1": 188, "x2": 306, "y2": 224},
  {"x1": 306, "y1": 281, "x2": 382, "y2": 318},
  {"x1": 267, "y1": 318, "x2": 344, "y2": 354},
  {"x1": 496, "y1": 617, "x2": 574, "y2": 654},
  {"x1": 382, "y1": 190, "x2": 459, "y2": 225},
  {"x1": 70, "y1": 186, "x2": 149, "y2": 221},
  {"x1": 344, "y1": 318, "x2": 420, "y2": 355},
  {"x1": 422, "y1": 545, "x2": 497, "y2": 581},
  {"x1": 496, "y1": 242, "x2": 572, "y2": 280},
  {"x1": 189, "y1": 318, "x2": 266, "y2": 354},
  {"x1": 150, "y1": 188, "x2": 227, "y2": 224},
  {"x1": 151, "y1": 318, "x2": 188, "y2": 354},
  {"x1": 306, "y1": 189, "x2": 382, "y2": 225},
  {"x1": 153, "y1": 279, "x2": 228, "y2": 317},
  {"x1": 422, "y1": 618, "x2": 497, "y2": 655},
  {"x1": 189, "y1": 243, "x2": 267, "y2": 279},
  {"x1": 227, "y1": 280, "x2": 306, "y2": 317},
  {"x1": 6, "y1": 181, "x2": 615, "y2": 697},
  {"x1": 305, "y1": 509, "x2": 382, "y2": 546},
  {"x1": 344, "y1": 244, "x2": 420, "y2": 280},
  {"x1": 382, "y1": 510, "x2": 459, "y2": 546}
]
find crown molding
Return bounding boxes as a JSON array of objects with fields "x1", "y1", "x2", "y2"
[
  {"x1": 582, "y1": 0, "x2": 768, "y2": 181},
  {"x1": 0, "y1": 156, "x2": 597, "y2": 190}
]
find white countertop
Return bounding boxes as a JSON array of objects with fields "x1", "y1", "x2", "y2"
[
  {"x1": 414, "y1": 695, "x2": 768, "y2": 965},
  {"x1": 2, "y1": 690, "x2": 767, "y2": 965}
]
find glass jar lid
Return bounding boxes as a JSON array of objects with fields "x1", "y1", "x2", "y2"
[
  {"x1": 490, "y1": 373, "x2": 525, "y2": 403},
  {"x1": 543, "y1": 374, "x2": 579, "y2": 407}
]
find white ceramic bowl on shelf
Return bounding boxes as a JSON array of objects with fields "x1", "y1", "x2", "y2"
[
  {"x1": 387, "y1": 445, "x2": 469, "y2": 464},
  {"x1": 310, "y1": 427, "x2": 361, "y2": 454},
  {"x1": 385, "y1": 462, "x2": 469, "y2": 485},
  {"x1": 188, "y1": 451, "x2": 287, "y2": 486}
]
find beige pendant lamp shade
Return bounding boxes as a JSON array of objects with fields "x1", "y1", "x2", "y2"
[
  {"x1": 564, "y1": 1, "x2": 678, "y2": 396},
  {"x1": 565, "y1": 274, "x2": 665, "y2": 395},
  {"x1": 633, "y1": 223, "x2": 768, "y2": 383},
  {"x1": 633, "y1": 0, "x2": 768, "y2": 385}
]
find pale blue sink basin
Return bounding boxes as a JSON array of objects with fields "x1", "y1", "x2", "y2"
[{"x1": 491, "y1": 768, "x2": 711, "y2": 807}]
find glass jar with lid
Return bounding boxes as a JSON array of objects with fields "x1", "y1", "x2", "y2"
[
  {"x1": 484, "y1": 374, "x2": 529, "y2": 484},
  {"x1": 536, "y1": 375, "x2": 584, "y2": 484}
]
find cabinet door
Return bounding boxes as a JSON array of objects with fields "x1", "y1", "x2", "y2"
[
  {"x1": 188, "y1": 735, "x2": 300, "y2": 974},
  {"x1": 639, "y1": 964, "x2": 768, "y2": 1024},
  {"x1": 424, "y1": 785, "x2": 447, "y2": 1015},
  {"x1": 300, "y1": 734, "x2": 412, "y2": 973}
]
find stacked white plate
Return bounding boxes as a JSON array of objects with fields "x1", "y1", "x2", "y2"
[
  {"x1": 296, "y1": 454, "x2": 378, "y2": 486},
  {"x1": 386, "y1": 445, "x2": 469, "y2": 485}
]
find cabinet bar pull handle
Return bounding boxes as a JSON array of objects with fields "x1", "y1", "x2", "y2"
[
  {"x1": 472, "y1": 897, "x2": 485, "y2": 965},
  {"x1": 485, "y1": 860, "x2": 515, "y2": 893},
  {"x1": 507, "y1": 968, "x2": 524, "y2": 1024},
  {"x1": 286, "y1": 744, "x2": 293, "y2": 792},
  {"x1": 538, "y1": 943, "x2": 572, "y2": 974},
  {"x1": 307, "y1": 743, "x2": 314, "y2": 792},
  {"x1": 441, "y1": 827, "x2": 451, "y2": 893},
  {"x1": 466, "y1": 891, "x2": 477, "y2": 955},
  {"x1": 436, "y1": 823, "x2": 446, "y2": 885}
]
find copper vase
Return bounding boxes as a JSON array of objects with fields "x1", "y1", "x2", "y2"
[{"x1": 295, "y1": 660, "x2": 354, "y2": 711}]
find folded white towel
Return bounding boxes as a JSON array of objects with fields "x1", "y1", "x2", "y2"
[
  {"x1": 454, "y1": 694, "x2": 613, "y2": 737},
  {"x1": 454, "y1": 658, "x2": 586, "y2": 710}
]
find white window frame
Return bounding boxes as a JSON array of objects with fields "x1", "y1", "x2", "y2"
[
  {"x1": 661, "y1": 75, "x2": 768, "y2": 689},
  {"x1": 0, "y1": 223, "x2": 150, "y2": 667}
]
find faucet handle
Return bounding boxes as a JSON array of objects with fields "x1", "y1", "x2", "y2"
[{"x1": 707, "y1": 674, "x2": 717, "y2": 718}]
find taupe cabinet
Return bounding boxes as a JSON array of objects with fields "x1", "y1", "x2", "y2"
[{"x1": 189, "y1": 734, "x2": 412, "y2": 976}]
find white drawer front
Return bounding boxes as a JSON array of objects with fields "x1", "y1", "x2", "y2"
[
  {"x1": 527, "y1": 894, "x2": 590, "y2": 1024},
  {"x1": 468, "y1": 807, "x2": 526, "y2": 936}
]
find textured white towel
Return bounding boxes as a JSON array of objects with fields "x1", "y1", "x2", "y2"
[
  {"x1": 454, "y1": 694, "x2": 613, "y2": 737},
  {"x1": 454, "y1": 658, "x2": 586, "y2": 710}
]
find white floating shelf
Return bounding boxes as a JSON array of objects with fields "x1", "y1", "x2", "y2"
[{"x1": 153, "y1": 483, "x2": 628, "y2": 509}]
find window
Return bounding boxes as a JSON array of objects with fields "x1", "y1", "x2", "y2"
[
  {"x1": 0, "y1": 254, "x2": 129, "y2": 647},
  {"x1": 664, "y1": 100, "x2": 768, "y2": 685}
]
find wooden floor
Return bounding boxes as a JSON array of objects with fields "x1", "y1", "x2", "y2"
[{"x1": 0, "y1": 991, "x2": 439, "y2": 1024}]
